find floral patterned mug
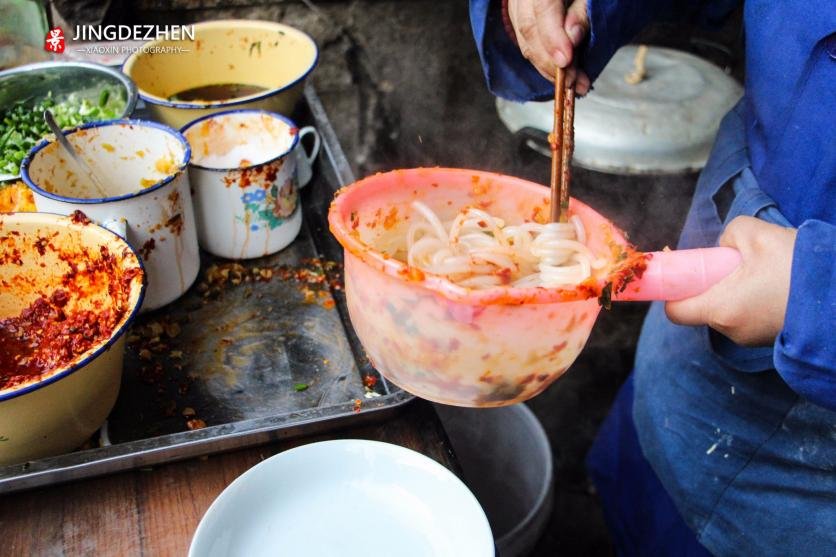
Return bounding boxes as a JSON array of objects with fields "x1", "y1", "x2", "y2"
[{"x1": 182, "y1": 110, "x2": 319, "y2": 259}]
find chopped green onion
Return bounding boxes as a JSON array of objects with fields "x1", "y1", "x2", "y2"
[{"x1": 0, "y1": 86, "x2": 126, "y2": 176}]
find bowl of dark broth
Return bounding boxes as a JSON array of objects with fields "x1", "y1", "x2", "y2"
[
  {"x1": 169, "y1": 83, "x2": 269, "y2": 103},
  {"x1": 123, "y1": 20, "x2": 318, "y2": 129}
]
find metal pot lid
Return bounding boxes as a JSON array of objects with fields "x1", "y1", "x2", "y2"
[{"x1": 496, "y1": 45, "x2": 742, "y2": 174}]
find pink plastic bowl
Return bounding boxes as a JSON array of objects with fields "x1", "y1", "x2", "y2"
[{"x1": 328, "y1": 168, "x2": 739, "y2": 407}]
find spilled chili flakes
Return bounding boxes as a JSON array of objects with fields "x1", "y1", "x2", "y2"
[
  {"x1": 200, "y1": 258, "x2": 343, "y2": 309},
  {"x1": 186, "y1": 418, "x2": 207, "y2": 430},
  {"x1": 603, "y1": 244, "x2": 649, "y2": 305},
  {"x1": 34, "y1": 237, "x2": 48, "y2": 256}
]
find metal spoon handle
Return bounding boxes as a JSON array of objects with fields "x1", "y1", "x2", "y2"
[{"x1": 43, "y1": 110, "x2": 109, "y2": 198}]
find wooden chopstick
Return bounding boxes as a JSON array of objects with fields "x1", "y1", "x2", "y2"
[
  {"x1": 559, "y1": 86, "x2": 575, "y2": 222},
  {"x1": 549, "y1": 67, "x2": 575, "y2": 223},
  {"x1": 549, "y1": 68, "x2": 566, "y2": 223}
]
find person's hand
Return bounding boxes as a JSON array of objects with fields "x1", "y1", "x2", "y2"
[
  {"x1": 507, "y1": 0, "x2": 591, "y2": 94},
  {"x1": 665, "y1": 217, "x2": 797, "y2": 346}
]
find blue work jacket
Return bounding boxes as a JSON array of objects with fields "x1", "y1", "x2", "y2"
[{"x1": 470, "y1": 1, "x2": 835, "y2": 554}]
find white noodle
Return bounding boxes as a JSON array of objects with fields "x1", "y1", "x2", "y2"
[{"x1": 406, "y1": 201, "x2": 606, "y2": 288}]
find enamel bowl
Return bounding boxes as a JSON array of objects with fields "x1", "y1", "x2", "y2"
[
  {"x1": 122, "y1": 20, "x2": 318, "y2": 129},
  {"x1": 0, "y1": 212, "x2": 145, "y2": 465}
]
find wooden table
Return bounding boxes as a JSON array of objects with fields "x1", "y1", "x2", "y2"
[{"x1": 0, "y1": 400, "x2": 457, "y2": 556}]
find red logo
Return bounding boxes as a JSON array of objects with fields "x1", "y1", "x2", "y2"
[{"x1": 44, "y1": 27, "x2": 65, "y2": 54}]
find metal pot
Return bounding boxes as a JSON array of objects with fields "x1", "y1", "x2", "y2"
[{"x1": 0, "y1": 60, "x2": 139, "y2": 182}]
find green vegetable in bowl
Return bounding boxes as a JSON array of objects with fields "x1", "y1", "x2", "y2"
[{"x1": 0, "y1": 87, "x2": 126, "y2": 176}]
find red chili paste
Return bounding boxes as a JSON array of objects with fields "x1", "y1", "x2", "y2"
[
  {"x1": 0, "y1": 231, "x2": 141, "y2": 392},
  {"x1": 0, "y1": 290, "x2": 124, "y2": 390}
]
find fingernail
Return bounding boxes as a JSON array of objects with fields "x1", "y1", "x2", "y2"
[
  {"x1": 568, "y1": 25, "x2": 584, "y2": 46},
  {"x1": 555, "y1": 50, "x2": 567, "y2": 67}
]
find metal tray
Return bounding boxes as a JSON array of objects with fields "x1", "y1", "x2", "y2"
[{"x1": 0, "y1": 85, "x2": 413, "y2": 494}]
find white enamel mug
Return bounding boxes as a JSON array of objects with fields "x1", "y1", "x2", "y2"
[
  {"x1": 182, "y1": 109, "x2": 317, "y2": 260},
  {"x1": 21, "y1": 119, "x2": 200, "y2": 311}
]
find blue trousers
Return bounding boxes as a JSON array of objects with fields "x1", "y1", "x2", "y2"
[{"x1": 586, "y1": 374, "x2": 711, "y2": 556}]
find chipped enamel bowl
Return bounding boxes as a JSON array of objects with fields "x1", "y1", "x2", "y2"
[
  {"x1": 0, "y1": 212, "x2": 144, "y2": 465},
  {"x1": 123, "y1": 20, "x2": 318, "y2": 129}
]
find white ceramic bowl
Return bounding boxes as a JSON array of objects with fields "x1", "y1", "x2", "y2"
[{"x1": 189, "y1": 440, "x2": 495, "y2": 557}]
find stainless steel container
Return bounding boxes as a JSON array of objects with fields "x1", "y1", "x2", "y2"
[{"x1": 0, "y1": 60, "x2": 138, "y2": 181}]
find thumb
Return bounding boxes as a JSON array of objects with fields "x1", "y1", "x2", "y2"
[
  {"x1": 665, "y1": 289, "x2": 714, "y2": 327},
  {"x1": 564, "y1": 0, "x2": 589, "y2": 47}
]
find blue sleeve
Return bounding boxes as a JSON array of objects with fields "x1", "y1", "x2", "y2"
[
  {"x1": 773, "y1": 220, "x2": 836, "y2": 411},
  {"x1": 469, "y1": 0, "x2": 554, "y2": 102},
  {"x1": 469, "y1": 0, "x2": 740, "y2": 101}
]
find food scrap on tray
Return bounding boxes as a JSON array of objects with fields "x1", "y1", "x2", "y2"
[{"x1": 198, "y1": 258, "x2": 342, "y2": 308}]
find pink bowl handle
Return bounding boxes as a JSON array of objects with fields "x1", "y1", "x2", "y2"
[{"x1": 613, "y1": 247, "x2": 741, "y2": 301}]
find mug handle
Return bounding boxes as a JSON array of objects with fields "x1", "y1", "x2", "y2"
[{"x1": 298, "y1": 126, "x2": 321, "y2": 165}]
